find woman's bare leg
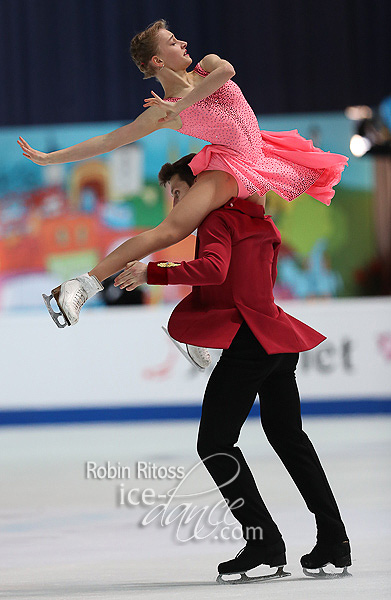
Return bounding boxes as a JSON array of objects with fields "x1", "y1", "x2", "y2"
[{"x1": 89, "y1": 170, "x2": 237, "y2": 282}]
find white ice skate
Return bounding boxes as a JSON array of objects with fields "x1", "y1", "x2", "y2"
[
  {"x1": 42, "y1": 273, "x2": 103, "y2": 328},
  {"x1": 161, "y1": 326, "x2": 211, "y2": 371}
]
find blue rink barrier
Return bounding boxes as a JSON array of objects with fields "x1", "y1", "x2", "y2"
[{"x1": 0, "y1": 398, "x2": 390, "y2": 427}]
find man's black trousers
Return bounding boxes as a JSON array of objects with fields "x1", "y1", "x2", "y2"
[{"x1": 197, "y1": 321, "x2": 348, "y2": 546}]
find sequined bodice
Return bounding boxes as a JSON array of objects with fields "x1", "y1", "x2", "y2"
[
  {"x1": 167, "y1": 64, "x2": 263, "y2": 157},
  {"x1": 164, "y1": 63, "x2": 346, "y2": 205}
]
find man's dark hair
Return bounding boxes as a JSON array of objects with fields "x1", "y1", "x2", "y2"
[{"x1": 158, "y1": 153, "x2": 196, "y2": 188}]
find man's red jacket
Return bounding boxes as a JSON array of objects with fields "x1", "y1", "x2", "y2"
[{"x1": 147, "y1": 198, "x2": 326, "y2": 353}]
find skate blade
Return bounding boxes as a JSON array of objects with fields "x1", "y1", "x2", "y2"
[
  {"x1": 303, "y1": 566, "x2": 352, "y2": 578},
  {"x1": 216, "y1": 566, "x2": 291, "y2": 585},
  {"x1": 161, "y1": 326, "x2": 205, "y2": 371},
  {"x1": 42, "y1": 287, "x2": 70, "y2": 328}
]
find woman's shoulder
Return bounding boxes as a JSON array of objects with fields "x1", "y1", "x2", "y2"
[
  {"x1": 197, "y1": 54, "x2": 235, "y2": 76},
  {"x1": 199, "y1": 54, "x2": 224, "y2": 71},
  {"x1": 194, "y1": 54, "x2": 226, "y2": 77},
  {"x1": 193, "y1": 60, "x2": 210, "y2": 78}
]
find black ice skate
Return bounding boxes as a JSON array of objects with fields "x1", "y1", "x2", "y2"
[
  {"x1": 216, "y1": 541, "x2": 291, "y2": 585},
  {"x1": 301, "y1": 539, "x2": 352, "y2": 578}
]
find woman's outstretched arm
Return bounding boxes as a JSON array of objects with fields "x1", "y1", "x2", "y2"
[
  {"x1": 88, "y1": 170, "x2": 238, "y2": 284},
  {"x1": 17, "y1": 105, "x2": 178, "y2": 165}
]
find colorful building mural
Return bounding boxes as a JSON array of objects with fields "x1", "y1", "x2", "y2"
[{"x1": 0, "y1": 113, "x2": 378, "y2": 312}]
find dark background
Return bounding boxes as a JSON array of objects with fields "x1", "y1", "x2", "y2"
[{"x1": 0, "y1": 0, "x2": 390, "y2": 126}]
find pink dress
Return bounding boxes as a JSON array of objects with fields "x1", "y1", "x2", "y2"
[{"x1": 166, "y1": 63, "x2": 348, "y2": 205}]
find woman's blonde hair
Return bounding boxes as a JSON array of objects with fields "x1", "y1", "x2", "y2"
[{"x1": 130, "y1": 19, "x2": 168, "y2": 79}]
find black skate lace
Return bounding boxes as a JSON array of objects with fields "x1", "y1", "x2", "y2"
[{"x1": 73, "y1": 289, "x2": 87, "y2": 311}]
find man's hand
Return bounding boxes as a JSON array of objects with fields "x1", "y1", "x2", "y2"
[{"x1": 114, "y1": 261, "x2": 147, "y2": 291}]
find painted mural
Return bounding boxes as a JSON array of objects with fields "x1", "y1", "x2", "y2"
[{"x1": 0, "y1": 113, "x2": 378, "y2": 312}]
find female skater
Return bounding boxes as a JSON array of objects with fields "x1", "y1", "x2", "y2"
[{"x1": 17, "y1": 19, "x2": 348, "y2": 326}]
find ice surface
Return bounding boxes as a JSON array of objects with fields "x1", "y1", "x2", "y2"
[{"x1": 1, "y1": 415, "x2": 390, "y2": 599}]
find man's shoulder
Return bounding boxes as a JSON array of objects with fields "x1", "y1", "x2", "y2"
[
  {"x1": 201, "y1": 200, "x2": 244, "y2": 224},
  {"x1": 198, "y1": 204, "x2": 237, "y2": 234}
]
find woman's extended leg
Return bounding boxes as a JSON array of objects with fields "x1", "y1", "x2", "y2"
[
  {"x1": 43, "y1": 170, "x2": 237, "y2": 327},
  {"x1": 90, "y1": 170, "x2": 237, "y2": 282}
]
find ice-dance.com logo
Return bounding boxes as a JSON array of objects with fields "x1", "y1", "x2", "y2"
[{"x1": 85, "y1": 455, "x2": 263, "y2": 544}]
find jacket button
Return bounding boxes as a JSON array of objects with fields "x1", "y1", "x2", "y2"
[{"x1": 229, "y1": 202, "x2": 233, "y2": 207}]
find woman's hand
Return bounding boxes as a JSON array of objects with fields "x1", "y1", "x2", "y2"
[
  {"x1": 143, "y1": 91, "x2": 181, "y2": 123},
  {"x1": 114, "y1": 261, "x2": 147, "y2": 291},
  {"x1": 17, "y1": 137, "x2": 49, "y2": 166}
]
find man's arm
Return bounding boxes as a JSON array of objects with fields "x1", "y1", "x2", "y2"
[{"x1": 120, "y1": 213, "x2": 232, "y2": 291}]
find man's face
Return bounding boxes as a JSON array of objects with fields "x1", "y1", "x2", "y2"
[{"x1": 169, "y1": 174, "x2": 191, "y2": 207}]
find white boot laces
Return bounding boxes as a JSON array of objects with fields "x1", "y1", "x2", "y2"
[
  {"x1": 198, "y1": 347, "x2": 210, "y2": 361},
  {"x1": 73, "y1": 289, "x2": 88, "y2": 312}
]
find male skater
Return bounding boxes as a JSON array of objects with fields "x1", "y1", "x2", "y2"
[{"x1": 115, "y1": 154, "x2": 351, "y2": 581}]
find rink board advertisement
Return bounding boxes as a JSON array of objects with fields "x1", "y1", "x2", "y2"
[{"x1": 0, "y1": 297, "x2": 390, "y2": 425}]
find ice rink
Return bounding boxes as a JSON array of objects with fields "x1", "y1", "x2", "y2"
[{"x1": 1, "y1": 414, "x2": 390, "y2": 599}]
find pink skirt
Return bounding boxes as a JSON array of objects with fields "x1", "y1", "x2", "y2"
[{"x1": 189, "y1": 129, "x2": 348, "y2": 206}]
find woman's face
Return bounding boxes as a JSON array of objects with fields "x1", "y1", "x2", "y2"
[{"x1": 153, "y1": 28, "x2": 192, "y2": 72}]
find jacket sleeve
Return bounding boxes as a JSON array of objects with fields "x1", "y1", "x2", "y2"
[{"x1": 147, "y1": 213, "x2": 232, "y2": 286}]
